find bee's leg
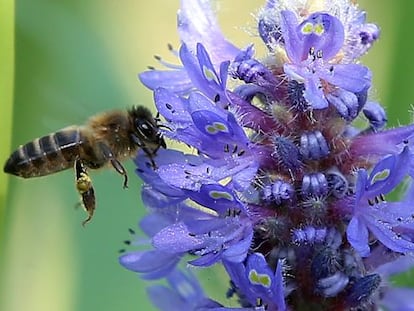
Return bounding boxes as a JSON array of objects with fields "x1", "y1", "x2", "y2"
[
  {"x1": 112, "y1": 159, "x2": 128, "y2": 189},
  {"x1": 75, "y1": 159, "x2": 96, "y2": 226},
  {"x1": 142, "y1": 147, "x2": 157, "y2": 169},
  {"x1": 130, "y1": 133, "x2": 159, "y2": 169},
  {"x1": 98, "y1": 142, "x2": 128, "y2": 188}
]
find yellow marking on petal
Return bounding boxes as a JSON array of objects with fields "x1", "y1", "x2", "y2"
[
  {"x1": 301, "y1": 22, "x2": 314, "y2": 34},
  {"x1": 215, "y1": 122, "x2": 228, "y2": 131},
  {"x1": 314, "y1": 23, "x2": 325, "y2": 35},
  {"x1": 206, "y1": 125, "x2": 218, "y2": 134},
  {"x1": 203, "y1": 65, "x2": 218, "y2": 83},
  {"x1": 184, "y1": 199, "x2": 219, "y2": 217},
  {"x1": 209, "y1": 190, "x2": 234, "y2": 201},
  {"x1": 249, "y1": 270, "x2": 271, "y2": 288},
  {"x1": 371, "y1": 170, "x2": 390, "y2": 184},
  {"x1": 206, "y1": 122, "x2": 229, "y2": 134}
]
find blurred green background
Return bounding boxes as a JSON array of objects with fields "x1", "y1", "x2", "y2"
[{"x1": 1, "y1": 1, "x2": 414, "y2": 310}]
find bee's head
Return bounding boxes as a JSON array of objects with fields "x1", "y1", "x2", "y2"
[{"x1": 129, "y1": 106, "x2": 166, "y2": 151}]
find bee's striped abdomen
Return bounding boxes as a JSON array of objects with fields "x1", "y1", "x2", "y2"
[{"x1": 4, "y1": 127, "x2": 82, "y2": 178}]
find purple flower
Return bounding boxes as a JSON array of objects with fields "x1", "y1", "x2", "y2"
[
  {"x1": 347, "y1": 147, "x2": 414, "y2": 256},
  {"x1": 281, "y1": 10, "x2": 371, "y2": 111},
  {"x1": 224, "y1": 254, "x2": 286, "y2": 311},
  {"x1": 119, "y1": 212, "x2": 183, "y2": 280},
  {"x1": 146, "y1": 269, "x2": 220, "y2": 311},
  {"x1": 119, "y1": 0, "x2": 414, "y2": 310}
]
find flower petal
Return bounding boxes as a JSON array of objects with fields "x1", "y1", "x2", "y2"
[
  {"x1": 178, "y1": 0, "x2": 240, "y2": 68},
  {"x1": 119, "y1": 250, "x2": 180, "y2": 278},
  {"x1": 347, "y1": 216, "x2": 370, "y2": 257},
  {"x1": 139, "y1": 69, "x2": 192, "y2": 94},
  {"x1": 323, "y1": 64, "x2": 371, "y2": 93},
  {"x1": 153, "y1": 222, "x2": 204, "y2": 253}
]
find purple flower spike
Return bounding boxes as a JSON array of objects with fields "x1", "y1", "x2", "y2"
[{"x1": 120, "y1": 1, "x2": 414, "y2": 310}]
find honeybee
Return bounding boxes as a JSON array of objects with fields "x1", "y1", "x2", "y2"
[{"x1": 3, "y1": 106, "x2": 166, "y2": 225}]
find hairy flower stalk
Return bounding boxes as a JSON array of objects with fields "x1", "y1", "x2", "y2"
[{"x1": 120, "y1": 1, "x2": 414, "y2": 310}]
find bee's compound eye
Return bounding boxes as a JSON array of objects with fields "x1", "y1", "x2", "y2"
[{"x1": 136, "y1": 119, "x2": 155, "y2": 139}]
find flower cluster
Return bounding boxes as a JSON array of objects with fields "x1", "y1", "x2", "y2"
[{"x1": 120, "y1": 0, "x2": 414, "y2": 310}]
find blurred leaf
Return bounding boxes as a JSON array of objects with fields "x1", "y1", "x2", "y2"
[
  {"x1": 0, "y1": 0, "x2": 15, "y2": 307},
  {"x1": 0, "y1": 0, "x2": 14, "y2": 233}
]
